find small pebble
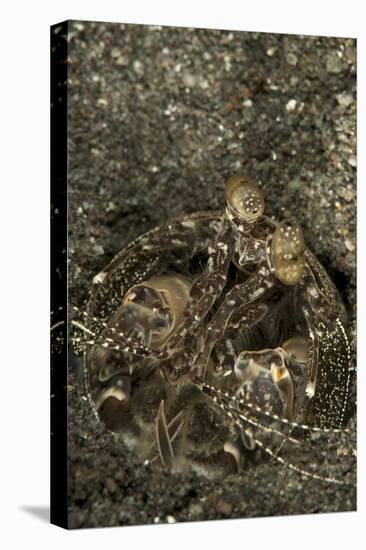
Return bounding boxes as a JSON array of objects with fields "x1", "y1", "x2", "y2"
[
  {"x1": 116, "y1": 55, "x2": 128, "y2": 66},
  {"x1": 166, "y1": 515, "x2": 176, "y2": 524},
  {"x1": 105, "y1": 477, "x2": 118, "y2": 494},
  {"x1": 93, "y1": 244, "x2": 105, "y2": 256},
  {"x1": 288, "y1": 178, "x2": 301, "y2": 191},
  {"x1": 336, "y1": 93, "x2": 353, "y2": 107},
  {"x1": 286, "y1": 52, "x2": 298, "y2": 66},
  {"x1": 133, "y1": 60, "x2": 144, "y2": 75},
  {"x1": 326, "y1": 53, "x2": 344, "y2": 74},
  {"x1": 182, "y1": 73, "x2": 196, "y2": 88},
  {"x1": 286, "y1": 99, "x2": 297, "y2": 112},
  {"x1": 189, "y1": 502, "x2": 203, "y2": 515},
  {"x1": 111, "y1": 47, "x2": 121, "y2": 58},
  {"x1": 345, "y1": 239, "x2": 355, "y2": 252},
  {"x1": 215, "y1": 498, "x2": 233, "y2": 516}
]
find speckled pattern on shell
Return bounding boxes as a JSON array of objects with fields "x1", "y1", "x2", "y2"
[{"x1": 67, "y1": 21, "x2": 356, "y2": 529}]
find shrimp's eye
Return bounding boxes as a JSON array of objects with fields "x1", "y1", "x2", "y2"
[
  {"x1": 272, "y1": 219, "x2": 305, "y2": 285},
  {"x1": 225, "y1": 175, "x2": 264, "y2": 223}
]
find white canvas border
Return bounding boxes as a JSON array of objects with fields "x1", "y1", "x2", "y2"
[{"x1": 0, "y1": 1, "x2": 363, "y2": 548}]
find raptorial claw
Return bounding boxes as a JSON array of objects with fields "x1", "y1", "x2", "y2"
[
  {"x1": 149, "y1": 409, "x2": 184, "y2": 464},
  {"x1": 156, "y1": 400, "x2": 175, "y2": 468}
]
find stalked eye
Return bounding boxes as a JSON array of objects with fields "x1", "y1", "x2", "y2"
[
  {"x1": 271, "y1": 219, "x2": 305, "y2": 285},
  {"x1": 225, "y1": 175, "x2": 264, "y2": 223}
]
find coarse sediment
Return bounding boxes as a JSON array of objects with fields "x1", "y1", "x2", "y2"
[{"x1": 66, "y1": 21, "x2": 356, "y2": 529}]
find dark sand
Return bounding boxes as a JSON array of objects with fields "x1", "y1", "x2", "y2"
[{"x1": 66, "y1": 21, "x2": 356, "y2": 528}]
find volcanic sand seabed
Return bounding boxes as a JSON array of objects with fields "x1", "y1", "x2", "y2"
[{"x1": 66, "y1": 21, "x2": 356, "y2": 528}]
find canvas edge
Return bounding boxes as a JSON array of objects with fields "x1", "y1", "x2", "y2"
[{"x1": 50, "y1": 19, "x2": 69, "y2": 530}]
